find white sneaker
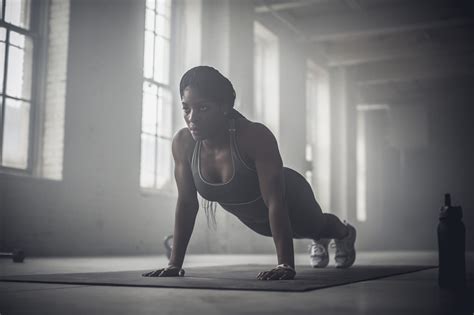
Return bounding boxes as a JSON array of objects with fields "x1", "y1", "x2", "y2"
[
  {"x1": 334, "y1": 222, "x2": 357, "y2": 268},
  {"x1": 309, "y1": 239, "x2": 330, "y2": 268}
]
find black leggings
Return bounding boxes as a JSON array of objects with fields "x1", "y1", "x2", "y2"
[{"x1": 237, "y1": 167, "x2": 347, "y2": 240}]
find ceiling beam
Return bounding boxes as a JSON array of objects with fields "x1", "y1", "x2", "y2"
[
  {"x1": 358, "y1": 76, "x2": 474, "y2": 105},
  {"x1": 325, "y1": 26, "x2": 474, "y2": 66},
  {"x1": 298, "y1": 5, "x2": 471, "y2": 42},
  {"x1": 255, "y1": 0, "x2": 328, "y2": 13},
  {"x1": 354, "y1": 53, "x2": 474, "y2": 85}
]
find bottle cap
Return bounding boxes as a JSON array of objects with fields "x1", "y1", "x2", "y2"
[
  {"x1": 439, "y1": 205, "x2": 463, "y2": 219},
  {"x1": 439, "y1": 193, "x2": 463, "y2": 219}
]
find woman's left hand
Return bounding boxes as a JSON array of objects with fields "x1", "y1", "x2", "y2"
[{"x1": 256, "y1": 264, "x2": 296, "y2": 280}]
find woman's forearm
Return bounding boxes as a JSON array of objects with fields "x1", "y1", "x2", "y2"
[
  {"x1": 168, "y1": 201, "x2": 199, "y2": 268},
  {"x1": 268, "y1": 203, "x2": 295, "y2": 268}
]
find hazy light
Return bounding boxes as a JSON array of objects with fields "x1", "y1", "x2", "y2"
[
  {"x1": 254, "y1": 21, "x2": 279, "y2": 141},
  {"x1": 2, "y1": 99, "x2": 30, "y2": 169},
  {"x1": 140, "y1": 0, "x2": 173, "y2": 189},
  {"x1": 356, "y1": 110, "x2": 367, "y2": 222},
  {"x1": 306, "y1": 60, "x2": 331, "y2": 212},
  {"x1": 5, "y1": 0, "x2": 31, "y2": 29}
]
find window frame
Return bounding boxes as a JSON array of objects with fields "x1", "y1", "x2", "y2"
[
  {"x1": 0, "y1": 0, "x2": 49, "y2": 176},
  {"x1": 139, "y1": 0, "x2": 176, "y2": 193}
]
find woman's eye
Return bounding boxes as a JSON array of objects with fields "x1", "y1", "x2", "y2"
[{"x1": 200, "y1": 106, "x2": 208, "y2": 111}]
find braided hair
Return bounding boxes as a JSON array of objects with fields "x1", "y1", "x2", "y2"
[{"x1": 179, "y1": 66, "x2": 245, "y2": 120}]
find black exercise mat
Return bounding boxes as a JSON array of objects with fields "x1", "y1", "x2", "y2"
[{"x1": 0, "y1": 264, "x2": 436, "y2": 292}]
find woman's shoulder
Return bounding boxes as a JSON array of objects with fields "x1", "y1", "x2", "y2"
[
  {"x1": 235, "y1": 118, "x2": 273, "y2": 140},
  {"x1": 234, "y1": 118, "x2": 275, "y2": 163},
  {"x1": 172, "y1": 127, "x2": 196, "y2": 163}
]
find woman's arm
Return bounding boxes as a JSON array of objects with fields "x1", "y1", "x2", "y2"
[
  {"x1": 249, "y1": 123, "x2": 295, "y2": 279},
  {"x1": 143, "y1": 129, "x2": 198, "y2": 277},
  {"x1": 169, "y1": 129, "x2": 200, "y2": 268}
]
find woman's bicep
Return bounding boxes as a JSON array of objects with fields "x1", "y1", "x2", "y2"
[
  {"x1": 174, "y1": 161, "x2": 198, "y2": 208},
  {"x1": 172, "y1": 131, "x2": 199, "y2": 209}
]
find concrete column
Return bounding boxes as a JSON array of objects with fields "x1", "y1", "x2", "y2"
[
  {"x1": 346, "y1": 69, "x2": 358, "y2": 224},
  {"x1": 329, "y1": 66, "x2": 354, "y2": 220},
  {"x1": 278, "y1": 39, "x2": 307, "y2": 174},
  {"x1": 200, "y1": 0, "x2": 254, "y2": 118}
]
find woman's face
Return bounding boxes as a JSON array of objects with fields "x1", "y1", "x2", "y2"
[{"x1": 181, "y1": 86, "x2": 228, "y2": 141}]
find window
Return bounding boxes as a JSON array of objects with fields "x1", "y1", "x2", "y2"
[
  {"x1": 356, "y1": 104, "x2": 390, "y2": 222},
  {"x1": 356, "y1": 109, "x2": 367, "y2": 222},
  {"x1": 140, "y1": 0, "x2": 173, "y2": 189},
  {"x1": 254, "y1": 21, "x2": 279, "y2": 141},
  {"x1": 0, "y1": 0, "x2": 65, "y2": 178},
  {"x1": 0, "y1": 0, "x2": 34, "y2": 170},
  {"x1": 306, "y1": 60, "x2": 331, "y2": 212}
]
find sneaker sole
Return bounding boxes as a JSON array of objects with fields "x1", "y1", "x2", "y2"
[
  {"x1": 335, "y1": 251, "x2": 356, "y2": 268},
  {"x1": 310, "y1": 256, "x2": 329, "y2": 268},
  {"x1": 335, "y1": 225, "x2": 357, "y2": 268}
]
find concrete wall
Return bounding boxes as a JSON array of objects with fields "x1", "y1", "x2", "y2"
[{"x1": 357, "y1": 85, "x2": 474, "y2": 251}]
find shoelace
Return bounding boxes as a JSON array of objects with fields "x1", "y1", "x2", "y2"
[{"x1": 309, "y1": 241, "x2": 334, "y2": 255}]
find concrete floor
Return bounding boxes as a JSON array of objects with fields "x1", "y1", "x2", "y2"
[{"x1": 0, "y1": 251, "x2": 472, "y2": 314}]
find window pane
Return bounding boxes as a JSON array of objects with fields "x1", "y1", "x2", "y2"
[
  {"x1": 153, "y1": 36, "x2": 169, "y2": 84},
  {"x1": 0, "y1": 28, "x2": 6, "y2": 41},
  {"x1": 155, "y1": 137, "x2": 171, "y2": 188},
  {"x1": 0, "y1": 41, "x2": 5, "y2": 94},
  {"x1": 142, "y1": 82, "x2": 157, "y2": 134},
  {"x1": 157, "y1": 87, "x2": 172, "y2": 137},
  {"x1": 157, "y1": 0, "x2": 171, "y2": 19},
  {"x1": 146, "y1": 0, "x2": 155, "y2": 10},
  {"x1": 140, "y1": 133, "x2": 156, "y2": 188},
  {"x1": 156, "y1": 14, "x2": 170, "y2": 39},
  {"x1": 10, "y1": 30, "x2": 24, "y2": 48},
  {"x1": 143, "y1": 30, "x2": 154, "y2": 79},
  {"x1": 2, "y1": 98, "x2": 30, "y2": 168},
  {"x1": 5, "y1": 0, "x2": 30, "y2": 29},
  {"x1": 145, "y1": 8, "x2": 154, "y2": 31},
  {"x1": 6, "y1": 34, "x2": 33, "y2": 100}
]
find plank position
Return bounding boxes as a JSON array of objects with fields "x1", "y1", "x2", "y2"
[{"x1": 143, "y1": 66, "x2": 356, "y2": 280}]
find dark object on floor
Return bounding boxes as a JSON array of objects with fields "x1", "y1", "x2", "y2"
[
  {"x1": 0, "y1": 249, "x2": 25, "y2": 263},
  {"x1": 163, "y1": 235, "x2": 173, "y2": 259},
  {"x1": 0, "y1": 264, "x2": 435, "y2": 292},
  {"x1": 438, "y1": 193, "x2": 466, "y2": 289}
]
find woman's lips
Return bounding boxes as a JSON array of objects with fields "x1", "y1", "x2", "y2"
[{"x1": 190, "y1": 128, "x2": 200, "y2": 135}]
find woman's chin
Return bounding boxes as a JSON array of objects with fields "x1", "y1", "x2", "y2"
[{"x1": 191, "y1": 132, "x2": 204, "y2": 140}]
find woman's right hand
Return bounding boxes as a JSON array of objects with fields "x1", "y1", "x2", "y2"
[{"x1": 142, "y1": 265, "x2": 185, "y2": 277}]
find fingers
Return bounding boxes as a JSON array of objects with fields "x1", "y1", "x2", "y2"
[
  {"x1": 256, "y1": 268, "x2": 295, "y2": 280},
  {"x1": 142, "y1": 269, "x2": 165, "y2": 277},
  {"x1": 278, "y1": 272, "x2": 295, "y2": 280},
  {"x1": 158, "y1": 268, "x2": 178, "y2": 277},
  {"x1": 142, "y1": 266, "x2": 185, "y2": 278},
  {"x1": 256, "y1": 271, "x2": 269, "y2": 280}
]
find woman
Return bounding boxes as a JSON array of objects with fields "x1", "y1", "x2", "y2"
[{"x1": 143, "y1": 66, "x2": 356, "y2": 280}]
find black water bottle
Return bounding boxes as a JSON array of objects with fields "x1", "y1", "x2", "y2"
[{"x1": 437, "y1": 193, "x2": 466, "y2": 289}]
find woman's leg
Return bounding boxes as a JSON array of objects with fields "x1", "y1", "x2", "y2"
[
  {"x1": 283, "y1": 167, "x2": 348, "y2": 240},
  {"x1": 284, "y1": 167, "x2": 356, "y2": 268},
  {"x1": 228, "y1": 167, "x2": 348, "y2": 240}
]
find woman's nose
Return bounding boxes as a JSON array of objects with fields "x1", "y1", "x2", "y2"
[{"x1": 189, "y1": 110, "x2": 199, "y2": 123}]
